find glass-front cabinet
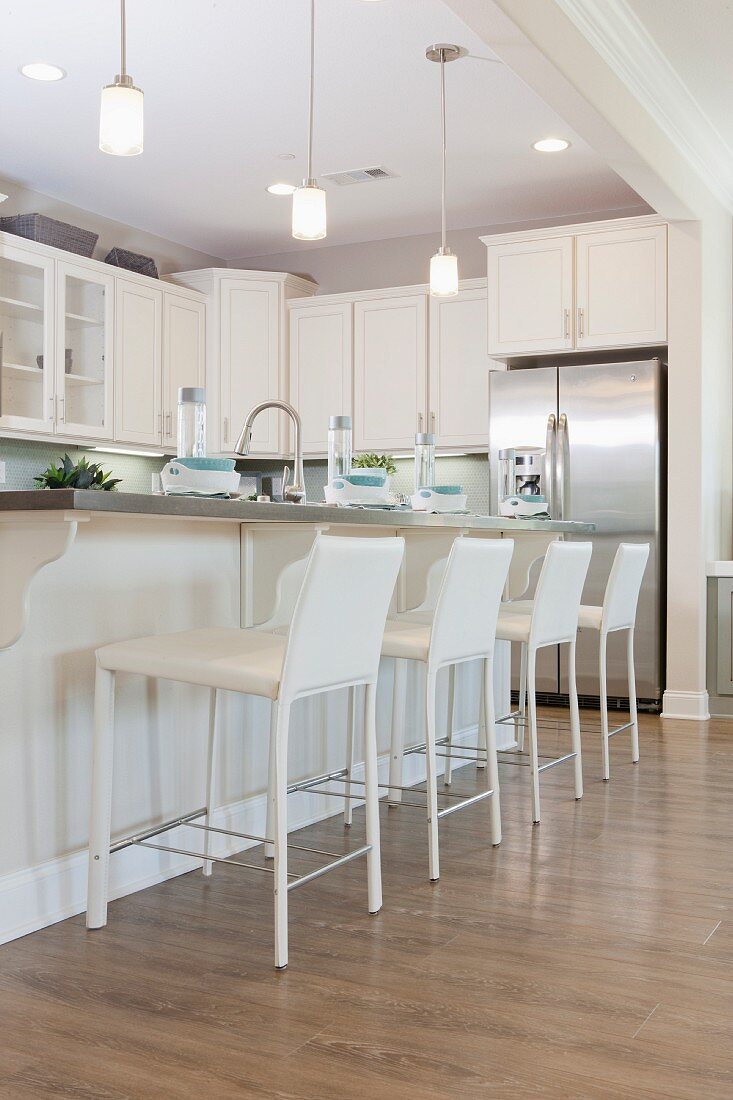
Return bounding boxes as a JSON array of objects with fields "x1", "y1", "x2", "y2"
[
  {"x1": 0, "y1": 244, "x2": 55, "y2": 432},
  {"x1": 56, "y1": 261, "x2": 114, "y2": 440}
]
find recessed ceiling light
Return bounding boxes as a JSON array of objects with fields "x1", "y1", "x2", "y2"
[
  {"x1": 267, "y1": 182, "x2": 297, "y2": 196},
  {"x1": 277, "y1": 153, "x2": 296, "y2": 160},
  {"x1": 532, "y1": 137, "x2": 571, "y2": 153},
  {"x1": 0, "y1": 193, "x2": 8, "y2": 204},
  {"x1": 20, "y1": 62, "x2": 66, "y2": 82}
]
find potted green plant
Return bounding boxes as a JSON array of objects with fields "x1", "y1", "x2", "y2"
[
  {"x1": 34, "y1": 454, "x2": 122, "y2": 491},
  {"x1": 351, "y1": 453, "x2": 397, "y2": 477}
]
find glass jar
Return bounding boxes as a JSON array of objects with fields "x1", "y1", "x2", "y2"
[
  {"x1": 177, "y1": 387, "x2": 206, "y2": 458},
  {"x1": 328, "y1": 415, "x2": 352, "y2": 482},
  {"x1": 414, "y1": 432, "x2": 436, "y2": 492}
]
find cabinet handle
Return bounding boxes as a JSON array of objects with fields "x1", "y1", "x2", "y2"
[
  {"x1": 563, "y1": 308, "x2": 570, "y2": 340},
  {"x1": 430, "y1": 411, "x2": 436, "y2": 433},
  {"x1": 59, "y1": 396, "x2": 65, "y2": 423},
  {"x1": 223, "y1": 417, "x2": 229, "y2": 444},
  {"x1": 417, "y1": 412, "x2": 424, "y2": 432},
  {"x1": 158, "y1": 412, "x2": 163, "y2": 436},
  {"x1": 577, "y1": 307, "x2": 584, "y2": 340},
  {"x1": 165, "y1": 411, "x2": 172, "y2": 437},
  {"x1": 49, "y1": 396, "x2": 54, "y2": 420}
]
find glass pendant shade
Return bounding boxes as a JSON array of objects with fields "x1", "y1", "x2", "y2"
[
  {"x1": 429, "y1": 249, "x2": 458, "y2": 296},
  {"x1": 99, "y1": 79, "x2": 143, "y2": 156},
  {"x1": 292, "y1": 182, "x2": 327, "y2": 240}
]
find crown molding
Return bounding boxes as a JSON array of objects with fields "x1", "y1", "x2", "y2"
[{"x1": 554, "y1": 0, "x2": 733, "y2": 213}]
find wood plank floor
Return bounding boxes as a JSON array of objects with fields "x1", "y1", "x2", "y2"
[{"x1": 1, "y1": 711, "x2": 731, "y2": 1099}]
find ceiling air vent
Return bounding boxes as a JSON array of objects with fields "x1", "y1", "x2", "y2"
[{"x1": 322, "y1": 166, "x2": 398, "y2": 187}]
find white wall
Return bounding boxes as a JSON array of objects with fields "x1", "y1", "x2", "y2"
[
  {"x1": 0, "y1": 175, "x2": 224, "y2": 275},
  {"x1": 230, "y1": 207, "x2": 649, "y2": 293}
]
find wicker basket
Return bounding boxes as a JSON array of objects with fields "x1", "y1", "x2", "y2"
[
  {"x1": 105, "y1": 247, "x2": 158, "y2": 279},
  {"x1": 0, "y1": 214, "x2": 98, "y2": 257}
]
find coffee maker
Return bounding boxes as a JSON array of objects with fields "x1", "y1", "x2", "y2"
[{"x1": 497, "y1": 447, "x2": 550, "y2": 518}]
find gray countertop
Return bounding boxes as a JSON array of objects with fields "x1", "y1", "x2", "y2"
[{"x1": 0, "y1": 490, "x2": 595, "y2": 533}]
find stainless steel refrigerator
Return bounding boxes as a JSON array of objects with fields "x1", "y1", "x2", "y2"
[{"x1": 488, "y1": 358, "x2": 664, "y2": 708}]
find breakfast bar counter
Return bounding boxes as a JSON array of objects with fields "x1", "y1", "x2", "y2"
[{"x1": 0, "y1": 489, "x2": 593, "y2": 941}]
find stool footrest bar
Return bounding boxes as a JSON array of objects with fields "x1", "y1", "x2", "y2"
[
  {"x1": 437, "y1": 789, "x2": 494, "y2": 819},
  {"x1": 287, "y1": 845, "x2": 371, "y2": 891},
  {"x1": 110, "y1": 807, "x2": 207, "y2": 854},
  {"x1": 134, "y1": 839, "x2": 294, "y2": 875}
]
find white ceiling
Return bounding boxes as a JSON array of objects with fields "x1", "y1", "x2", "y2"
[
  {"x1": 1, "y1": 0, "x2": 645, "y2": 259},
  {"x1": 624, "y1": 0, "x2": 733, "y2": 154}
]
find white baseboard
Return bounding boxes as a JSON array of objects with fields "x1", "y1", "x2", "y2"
[
  {"x1": 0, "y1": 726, "x2": 483, "y2": 947},
  {"x1": 661, "y1": 690, "x2": 710, "y2": 721}
]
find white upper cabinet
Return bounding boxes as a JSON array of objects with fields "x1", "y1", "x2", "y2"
[
  {"x1": 576, "y1": 224, "x2": 667, "y2": 349},
  {"x1": 289, "y1": 300, "x2": 352, "y2": 454},
  {"x1": 483, "y1": 217, "x2": 668, "y2": 357},
  {"x1": 0, "y1": 242, "x2": 55, "y2": 434},
  {"x1": 353, "y1": 293, "x2": 427, "y2": 452},
  {"x1": 114, "y1": 279, "x2": 163, "y2": 447},
  {"x1": 428, "y1": 286, "x2": 490, "y2": 448},
  {"x1": 162, "y1": 292, "x2": 205, "y2": 451},
  {"x1": 56, "y1": 260, "x2": 114, "y2": 442},
  {"x1": 220, "y1": 278, "x2": 281, "y2": 455},
  {"x1": 486, "y1": 236, "x2": 574, "y2": 356}
]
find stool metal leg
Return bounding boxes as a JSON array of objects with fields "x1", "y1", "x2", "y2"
[
  {"x1": 628, "y1": 629, "x2": 640, "y2": 765},
  {"x1": 425, "y1": 670, "x2": 440, "y2": 881},
  {"x1": 599, "y1": 633, "x2": 610, "y2": 781},
  {"x1": 483, "y1": 658, "x2": 502, "y2": 847},
  {"x1": 344, "y1": 686, "x2": 357, "y2": 827},
  {"x1": 272, "y1": 701, "x2": 290, "y2": 970},
  {"x1": 527, "y1": 649, "x2": 541, "y2": 825},
  {"x1": 202, "y1": 689, "x2": 218, "y2": 875},
  {"x1": 568, "y1": 639, "x2": 583, "y2": 800},
  {"x1": 444, "y1": 664, "x2": 456, "y2": 786},
  {"x1": 363, "y1": 681, "x2": 382, "y2": 914},
  {"x1": 517, "y1": 643, "x2": 528, "y2": 751},
  {"x1": 388, "y1": 659, "x2": 407, "y2": 804},
  {"x1": 265, "y1": 702, "x2": 277, "y2": 860},
  {"x1": 87, "y1": 663, "x2": 116, "y2": 929}
]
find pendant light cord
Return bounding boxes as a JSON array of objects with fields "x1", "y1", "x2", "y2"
[
  {"x1": 306, "y1": 0, "x2": 315, "y2": 183},
  {"x1": 440, "y1": 50, "x2": 447, "y2": 253},
  {"x1": 120, "y1": 0, "x2": 127, "y2": 78}
]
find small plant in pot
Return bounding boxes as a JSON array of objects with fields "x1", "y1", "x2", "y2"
[
  {"x1": 34, "y1": 454, "x2": 121, "y2": 491},
  {"x1": 351, "y1": 453, "x2": 397, "y2": 478}
]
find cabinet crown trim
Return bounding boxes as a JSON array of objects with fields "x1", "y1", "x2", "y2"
[
  {"x1": 286, "y1": 277, "x2": 487, "y2": 308},
  {"x1": 480, "y1": 214, "x2": 666, "y2": 248},
  {"x1": 167, "y1": 268, "x2": 318, "y2": 296}
]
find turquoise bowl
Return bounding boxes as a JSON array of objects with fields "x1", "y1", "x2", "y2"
[{"x1": 174, "y1": 457, "x2": 236, "y2": 472}]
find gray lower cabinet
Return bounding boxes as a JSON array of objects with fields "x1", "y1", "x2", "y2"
[{"x1": 715, "y1": 579, "x2": 733, "y2": 695}]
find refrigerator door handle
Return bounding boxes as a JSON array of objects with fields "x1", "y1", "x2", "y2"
[
  {"x1": 544, "y1": 413, "x2": 556, "y2": 517},
  {"x1": 557, "y1": 412, "x2": 569, "y2": 519}
]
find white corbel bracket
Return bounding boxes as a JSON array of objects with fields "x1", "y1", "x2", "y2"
[{"x1": 0, "y1": 510, "x2": 89, "y2": 649}]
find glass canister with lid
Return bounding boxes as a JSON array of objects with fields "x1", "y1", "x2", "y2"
[
  {"x1": 414, "y1": 431, "x2": 436, "y2": 492},
  {"x1": 177, "y1": 387, "x2": 207, "y2": 458},
  {"x1": 327, "y1": 415, "x2": 353, "y2": 482}
]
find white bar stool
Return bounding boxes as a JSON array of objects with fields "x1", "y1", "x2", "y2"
[
  {"x1": 380, "y1": 537, "x2": 514, "y2": 881},
  {"x1": 87, "y1": 535, "x2": 404, "y2": 970},
  {"x1": 495, "y1": 541, "x2": 592, "y2": 825},
  {"x1": 579, "y1": 542, "x2": 649, "y2": 779}
]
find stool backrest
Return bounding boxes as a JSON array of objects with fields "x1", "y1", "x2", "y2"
[
  {"x1": 280, "y1": 535, "x2": 404, "y2": 703},
  {"x1": 530, "y1": 541, "x2": 593, "y2": 648},
  {"x1": 602, "y1": 542, "x2": 650, "y2": 632},
  {"x1": 429, "y1": 537, "x2": 514, "y2": 668}
]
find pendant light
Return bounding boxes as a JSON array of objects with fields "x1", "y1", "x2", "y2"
[
  {"x1": 426, "y1": 44, "x2": 462, "y2": 296},
  {"x1": 292, "y1": 0, "x2": 327, "y2": 240},
  {"x1": 99, "y1": 0, "x2": 144, "y2": 156}
]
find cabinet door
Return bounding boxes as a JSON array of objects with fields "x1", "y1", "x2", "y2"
[
  {"x1": 576, "y1": 225, "x2": 667, "y2": 349},
  {"x1": 289, "y1": 301, "x2": 352, "y2": 454},
  {"x1": 353, "y1": 294, "x2": 427, "y2": 452},
  {"x1": 0, "y1": 243, "x2": 55, "y2": 433},
  {"x1": 429, "y1": 287, "x2": 489, "y2": 448},
  {"x1": 114, "y1": 279, "x2": 163, "y2": 446},
  {"x1": 220, "y1": 279, "x2": 280, "y2": 455},
  {"x1": 487, "y1": 236, "x2": 574, "y2": 355},
  {"x1": 56, "y1": 261, "x2": 114, "y2": 442},
  {"x1": 162, "y1": 293, "x2": 205, "y2": 451}
]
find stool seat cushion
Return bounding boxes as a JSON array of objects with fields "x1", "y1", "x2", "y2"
[
  {"x1": 387, "y1": 609, "x2": 435, "y2": 626},
  {"x1": 500, "y1": 599, "x2": 534, "y2": 614},
  {"x1": 97, "y1": 628, "x2": 287, "y2": 699},
  {"x1": 381, "y1": 620, "x2": 431, "y2": 662},
  {"x1": 577, "y1": 604, "x2": 603, "y2": 630},
  {"x1": 495, "y1": 610, "x2": 533, "y2": 644}
]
